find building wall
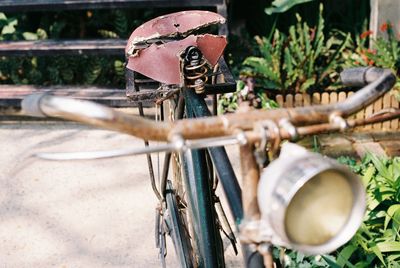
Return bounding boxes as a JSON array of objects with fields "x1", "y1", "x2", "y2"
[{"x1": 370, "y1": 0, "x2": 400, "y2": 39}]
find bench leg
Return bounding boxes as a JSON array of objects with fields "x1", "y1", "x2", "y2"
[{"x1": 217, "y1": 1, "x2": 229, "y2": 36}]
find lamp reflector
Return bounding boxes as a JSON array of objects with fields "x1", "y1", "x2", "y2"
[{"x1": 285, "y1": 170, "x2": 353, "y2": 245}]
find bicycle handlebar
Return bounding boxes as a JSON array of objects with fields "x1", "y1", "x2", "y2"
[
  {"x1": 22, "y1": 67, "x2": 396, "y2": 142},
  {"x1": 22, "y1": 93, "x2": 173, "y2": 141},
  {"x1": 340, "y1": 66, "x2": 389, "y2": 87}
]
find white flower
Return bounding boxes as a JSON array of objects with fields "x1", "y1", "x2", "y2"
[{"x1": 240, "y1": 85, "x2": 249, "y2": 96}]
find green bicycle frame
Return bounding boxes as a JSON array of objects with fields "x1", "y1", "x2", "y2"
[{"x1": 183, "y1": 89, "x2": 265, "y2": 268}]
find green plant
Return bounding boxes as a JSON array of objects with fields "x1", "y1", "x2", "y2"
[
  {"x1": 218, "y1": 89, "x2": 239, "y2": 114},
  {"x1": 340, "y1": 154, "x2": 400, "y2": 268},
  {"x1": 272, "y1": 248, "x2": 334, "y2": 268},
  {"x1": 0, "y1": 12, "x2": 19, "y2": 40},
  {"x1": 0, "y1": 12, "x2": 47, "y2": 41},
  {"x1": 265, "y1": 0, "x2": 316, "y2": 15},
  {"x1": 218, "y1": 79, "x2": 279, "y2": 114},
  {"x1": 241, "y1": 4, "x2": 351, "y2": 94}
]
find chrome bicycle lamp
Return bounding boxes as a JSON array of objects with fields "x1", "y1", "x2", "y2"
[{"x1": 257, "y1": 143, "x2": 365, "y2": 254}]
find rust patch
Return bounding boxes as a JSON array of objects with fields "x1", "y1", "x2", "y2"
[
  {"x1": 240, "y1": 143, "x2": 261, "y2": 221},
  {"x1": 126, "y1": 34, "x2": 227, "y2": 85}
]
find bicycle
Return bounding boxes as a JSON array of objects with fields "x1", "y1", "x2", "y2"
[{"x1": 21, "y1": 10, "x2": 399, "y2": 268}]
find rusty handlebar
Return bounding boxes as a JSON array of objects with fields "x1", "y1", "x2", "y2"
[{"x1": 22, "y1": 67, "x2": 396, "y2": 142}]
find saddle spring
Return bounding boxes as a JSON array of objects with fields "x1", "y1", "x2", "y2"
[{"x1": 182, "y1": 46, "x2": 209, "y2": 94}]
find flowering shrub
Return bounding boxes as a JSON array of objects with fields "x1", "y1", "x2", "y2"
[{"x1": 345, "y1": 22, "x2": 399, "y2": 77}]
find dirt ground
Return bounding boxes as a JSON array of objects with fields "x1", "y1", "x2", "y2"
[{"x1": 0, "y1": 121, "x2": 243, "y2": 268}]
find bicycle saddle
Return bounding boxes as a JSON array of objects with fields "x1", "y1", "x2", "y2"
[{"x1": 125, "y1": 10, "x2": 227, "y2": 85}]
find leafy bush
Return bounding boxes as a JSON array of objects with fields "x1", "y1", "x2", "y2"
[
  {"x1": 241, "y1": 4, "x2": 350, "y2": 94},
  {"x1": 218, "y1": 78, "x2": 279, "y2": 114},
  {"x1": 335, "y1": 154, "x2": 400, "y2": 267}
]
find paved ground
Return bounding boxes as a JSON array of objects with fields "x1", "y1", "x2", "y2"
[{"x1": 0, "y1": 121, "x2": 243, "y2": 268}]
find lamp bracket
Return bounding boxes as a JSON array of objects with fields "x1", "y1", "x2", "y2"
[{"x1": 253, "y1": 120, "x2": 280, "y2": 168}]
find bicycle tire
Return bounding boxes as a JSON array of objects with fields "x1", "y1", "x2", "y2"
[
  {"x1": 164, "y1": 180, "x2": 195, "y2": 267},
  {"x1": 164, "y1": 92, "x2": 226, "y2": 267}
]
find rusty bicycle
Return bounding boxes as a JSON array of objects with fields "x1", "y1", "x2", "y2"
[{"x1": 21, "y1": 10, "x2": 399, "y2": 268}]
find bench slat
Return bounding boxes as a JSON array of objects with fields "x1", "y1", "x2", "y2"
[
  {"x1": 0, "y1": 39, "x2": 126, "y2": 56},
  {"x1": 0, "y1": 85, "x2": 153, "y2": 108},
  {"x1": 0, "y1": 0, "x2": 223, "y2": 12}
]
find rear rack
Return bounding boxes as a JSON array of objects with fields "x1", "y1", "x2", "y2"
[{"x1": 126, "y1": 57, "x2": 236, "y2": 105}]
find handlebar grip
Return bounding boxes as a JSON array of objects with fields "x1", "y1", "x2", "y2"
[
  {"x1": 21, "y1": 94, "x2": 47, "y2": 117},
  {"x1": 340, "y1": 67, "x2": 386, "y2": 87}
]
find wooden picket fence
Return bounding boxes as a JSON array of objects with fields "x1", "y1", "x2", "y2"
[{"x1": 275, "y1": 91, "x2": 399, "y2": 131}]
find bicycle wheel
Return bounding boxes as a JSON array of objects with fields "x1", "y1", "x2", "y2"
[
  {"x1": 164, "y1": 180, "x2": 194, "y2": 267},
  {"x1": 164, "y1": 92, "x2": 226, "y2": 267},
  {"x1": 149, "y1": 95, "x2": 194, "y2": 268}
]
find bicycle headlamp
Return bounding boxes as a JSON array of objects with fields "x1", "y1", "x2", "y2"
[{"x1": 257, "y1": 143, "x2": 365, "y2": 254}]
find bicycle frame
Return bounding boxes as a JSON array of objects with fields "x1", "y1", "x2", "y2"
[
  {"x1": 180, "y1": 127, "x2": 224, "y2": 267},
  {"x1": 184, "y1": 88, "x2": 268, "y2": 267}
]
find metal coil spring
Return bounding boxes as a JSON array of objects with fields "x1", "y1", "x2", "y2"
[{"x1": 182, "y1": 47, "x2": 209, "y2": 94}]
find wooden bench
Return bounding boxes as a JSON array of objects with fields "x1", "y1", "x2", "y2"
[
  {"x1": 0, "y1": 39, "x2": 127, "y2": 57},
  {"x1": 0, "y1": 1, "x2": 227, "y2": 13},
  {"x1": 0, "y1": 0, "x2": 228, "y2": 111}
]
